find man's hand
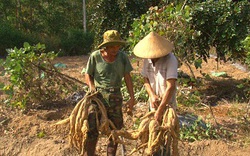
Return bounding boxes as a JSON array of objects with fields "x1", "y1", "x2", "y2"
[
  {"x1": 154, "y1": 104, "x2": 165, "y2": 123},
  {"x1": 89, "y1": 86, "x2": 96, "y2": 93},
  {"x1": 150, "y1": 94, "x2": 161, "y2": 109}
]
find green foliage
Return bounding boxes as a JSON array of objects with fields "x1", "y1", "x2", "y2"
[
  {"x1": 87, "y1": 0, "x2": 162, "y2": 48},
  {"x1": 0, "y1": 23, "x2": 38, "y2": 56},
  {"x1": 177, "y1": 76, "x2": 202, "y2": 107},
  {"x1": 242, "y1": 36, "x2": 250, "y2": 68},
  {"x1": 2, "y1": 43, "x2": 82, "y2": 109},
  {"x1": 122, "y1": 73, "x2": 148, "y2": 102},
  {"x1": 0, "y1": 1, "x2": 84, "y2": 56},
  {"x1": 1, "y1": 0, "x2": 248, "y2": 60},
  {"x1": 2, "y1": 0, "x2": 154, "y2": 53},
  {"x1": 37, "y1": 131, "x2": 46, "y2": 138},
  {"x1": 1, "y1": 0, "x2": 83, "y2": 36},
  {"x1": 236, "y1": 78, "x2": 250, "y2": 100},
  {"x1": 0, "y1": 23, "x2": 94, "y2": 57},
  {"x1": 128, "y1": 4, "x2": 203, "y2": 68},
  {"x1": 60, "y1": 29, "x2": 94, "y2": 56},
  {"x1": 180, "y1": 117, "x2": 232, "y2": 142},
  {"x1": 190, "y1": 0, "x2": 250, "y2": 62},
  {"x1": 177, "y1": 90, "x2": 201, "y2": 107},
  {"x1": 129, "y1": 1, "x2": 250, "y2": 68}
]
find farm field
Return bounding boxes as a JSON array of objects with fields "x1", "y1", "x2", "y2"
[{"x1": 0, "y1": 55, "x2": 250, "y2": 156}]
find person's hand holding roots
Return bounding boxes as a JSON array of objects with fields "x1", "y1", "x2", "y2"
[{"x1": 150, "y1": 95, "x2": 161, "y2": 111}]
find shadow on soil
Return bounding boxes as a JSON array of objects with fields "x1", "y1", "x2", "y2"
[{"x1": 198, "y1": 77, "x2": 249, "y2": 104}]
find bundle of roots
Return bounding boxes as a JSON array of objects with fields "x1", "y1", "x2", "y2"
[
  {"x1": 55, "y1": 91, "x2": 179, "y2": 156},
  {"x1": 111, "y1": 107, "x2": 180, "y2": 156},
  {"x1": 55, "y1": 91, "x2": 116, "y2": 155}
]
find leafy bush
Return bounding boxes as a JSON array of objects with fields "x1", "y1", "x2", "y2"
[
  {"x1": 129, "y1": 1, "x2": 250, "y2": 68},
  {"x1": 128, "y1": 4, "x2": 204, "y2": 69},
  {"x1": 60, "y1": 29, "x2": 94, "y2": 56},
  {"x1": 190, "y1": 0, "x2": 250, "y2": 62},
  {"x1": 2, "y1": 42, "x2": 83, "y2": 109}
]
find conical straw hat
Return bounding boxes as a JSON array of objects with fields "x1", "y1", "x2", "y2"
[{"x1": 133, "y1": 32, "x2": 174, "y2": 59}]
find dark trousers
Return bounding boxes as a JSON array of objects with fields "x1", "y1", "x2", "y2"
[{"x1": 84, "y1": 91, "x2": 123, "y2": 156}]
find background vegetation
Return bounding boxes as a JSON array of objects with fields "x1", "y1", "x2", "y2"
[{"x1": 1, "y1": 0, "x2": 249, "y2": 67}]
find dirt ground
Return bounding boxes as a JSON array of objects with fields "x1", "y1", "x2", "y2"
[{"x1": 0, "y1": 55, "x2": 250, "y2": 156}]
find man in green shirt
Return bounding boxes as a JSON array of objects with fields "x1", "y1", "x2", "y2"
[{"x1": 84, "y1": 30, "x2": 135, "y2": 156}]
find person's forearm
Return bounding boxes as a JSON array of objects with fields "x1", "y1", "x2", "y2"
[
  {"x1": 154, "y1": 79, "x2": 177, "y2": 122},
  {"x1": 85, "y1": 74, "x2": 95, "y2": 91},
  {"x1": 159, "y1": 79, "x2": 176, "y2": 109},
  {"x1": 143, "y1": 77, "x2": 155, "y2": 97}
]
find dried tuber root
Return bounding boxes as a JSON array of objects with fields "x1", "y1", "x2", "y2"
[
  {"x1": 111, "y1": 107, "x2": 180, "y2": 156},
  {"x1": 55, "y1": 91, "x2": 116, "y2": 155}
]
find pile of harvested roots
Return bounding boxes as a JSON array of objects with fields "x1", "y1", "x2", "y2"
[
  {"x1": 111, "y1": 107, "x2": 179, "y2": 156},
  {"x1": 55, "y1": 91, "x2": 116, "y2": 155},
  {"x1": 55, "y1": 91, "x2": 179, "y2": 156}
]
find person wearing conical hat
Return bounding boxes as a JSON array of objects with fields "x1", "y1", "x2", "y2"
[
  {"x1": 134, "y1": 31, "x2": 178, "y2": 156},
  {"x1": 84, "y1": 30, "x2": 135, "y2": 156}
]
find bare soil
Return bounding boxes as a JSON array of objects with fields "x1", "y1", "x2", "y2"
[{"x1": 0, "y1": 55, "x2": 250, "y2": 156}]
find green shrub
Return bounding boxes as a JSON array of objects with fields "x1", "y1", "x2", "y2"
[
  {"x1": 60, "y1": 29, "x2": 94, "y2": 56},
  {"x1": 2, "y1": 42, "x2": 83, "y2": 109}
]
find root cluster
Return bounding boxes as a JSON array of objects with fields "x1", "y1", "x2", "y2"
[
  {"x1": 111, "y1": 107, "x2": 180, "y2": 156},
  {"x1": 55, "y1": 91, "x2": 115, "y2": 155},
  {"x1": 55, "y1": 91, "x2": 179, "y2": 156}
]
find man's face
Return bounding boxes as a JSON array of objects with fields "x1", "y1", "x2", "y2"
[{"x1": 105, "y1": 45, "x2": 120, "y2": 56}]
